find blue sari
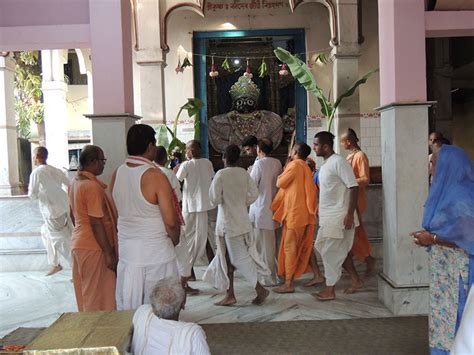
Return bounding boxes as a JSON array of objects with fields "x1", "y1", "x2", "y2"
[{"x1": 422, "y1": 145, "x2": 474, "y2": 354}]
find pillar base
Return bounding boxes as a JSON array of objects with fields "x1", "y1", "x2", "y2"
[
  {"x1": 84, "y1": 113, "x2": 140, "y2": 183},
  {"x1": 378, "y1": 273, "x2": 429, "y2": 315},
  {"x1": 0, "y1": 183, "x2": 24, "y2": 197}
]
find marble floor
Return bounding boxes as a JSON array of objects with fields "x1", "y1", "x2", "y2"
[{"x1": 0, "y1": 264, "x2": 394, "y2": 338}]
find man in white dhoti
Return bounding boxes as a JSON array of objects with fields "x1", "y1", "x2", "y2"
[
  {"x1": 28, "y1": 146, "x2": 71, "y2": 276},
  {"x1": 203, "y1": 144, "x2": 269, "y2": 306},
  {"x1": 132, "y1": 277, "x2": 210, "y2": 355},
  {"x1": 313, "y1": 131, "x2": 363, "y2": 301},
  {"x1": 176, "y1": 140, "x2": 215, "y2": 278},
  {"x1": 155, "y1": 146, "x2": 197, "y2": 295},
  {"x1": 249, "y1": 138, "x2": 282, "y2": 286},
  {"x1": 111, "y1": 124, "x2": 181, "y2": 310}
]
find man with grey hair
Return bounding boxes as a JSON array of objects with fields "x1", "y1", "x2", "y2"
[{"x1": 131, "y1": 277, "x2": 210, "y2": 355}]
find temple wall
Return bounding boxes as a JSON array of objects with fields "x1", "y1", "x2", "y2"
[{"x1": 163, "y1": 0, "x2": 382, "y2": 165}]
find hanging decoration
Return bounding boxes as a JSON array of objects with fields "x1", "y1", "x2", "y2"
[
  {"x1": 258, "y1": 57, "x2": 268, "y2": 78},
  {"x1": 314, "y1": 53, "x2": 329, "y2": 66},
  {"x1": 221, "y1": 56, "x2": 231, "y2": 72},
  {"x1": 279, "y1": 63, "x2": 289, "y2": 76},
  {"x1": 181, "y1": 54, "x2": 192, "y2": 69},
  {"x1": 209, "y1": 56, "x2": 219, "y2": 78},
  {"x1": 175, "y1": 56, "x2": 184, "y2": 74},
  {"x1": 243, "y1": 58, "x2": 252, "y2": 78}
]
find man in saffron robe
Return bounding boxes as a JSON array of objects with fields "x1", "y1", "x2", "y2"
[
  {"x1": 69, "y1": 145, "x2": 118, "y2": 311},
  {"x1": 340, "y1": 128, "x2": 376, "y2": 274},
  {"x1": 272, "y1": 142, "x2": 316, "y2": 293}
]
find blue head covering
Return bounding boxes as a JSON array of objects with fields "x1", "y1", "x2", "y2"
[{"x1": 422, "y1": 145, "x2": 474, "y2": 255}]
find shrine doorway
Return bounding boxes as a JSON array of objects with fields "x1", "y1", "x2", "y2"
[{"x1": 193, "y1": 28, "x2": 307, "y2": 169}]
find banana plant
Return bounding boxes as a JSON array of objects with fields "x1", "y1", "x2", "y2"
[
  {"x1": 155, "y1": 98, "x2": 204, "y2": 158},
  {"x1": 274, "y1": 47, "x2": 378, "y2": 132}
]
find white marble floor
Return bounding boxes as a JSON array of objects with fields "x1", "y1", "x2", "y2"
[{"x1": 0, "y1": 264, "x2": 394, "y2": 338}]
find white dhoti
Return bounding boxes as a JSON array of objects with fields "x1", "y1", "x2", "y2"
[
  {"x1": 315, "y1": 226, "x2": 355, "y2": 286},
  {"x1": 116, "y1": 260, "x2": 179, "y2": 310},
  {"x1": 175, "y1": 227, "x2": 192, "y2": 278},
  {"x1": 203, "y1": 233, "x2": 269, "y2": 292},
  {"x1": 253, "y1": 228, "x2": 278, "y2": 286},
  {"x1": 207, "y1": 208, "x2": 217, "y2": 252},
  {"x1": 41, "y1": 213, "x2": 72, "y2": 267},
  {"x1": 452, "y1": 287, "x2": 474, "y2": 354},
  {"x1": 183, "y1": 211, "x2": 209, "y2": 267}
]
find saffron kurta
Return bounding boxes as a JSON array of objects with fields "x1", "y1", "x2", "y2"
[
  {"x1": 69, "y1": 171, "x2": 118, "y2": 311},
  {"x1": 272, "y1": 159, "x2": 316, "y2": 280},
  {"x1": 346, "y1": 150, "x2": 372, "y2": 262}
]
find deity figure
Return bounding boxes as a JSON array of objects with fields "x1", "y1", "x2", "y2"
[{"x1": 208, "y1": 75, "x2": 283, "y2": 153}]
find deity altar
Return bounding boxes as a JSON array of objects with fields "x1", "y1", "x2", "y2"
[{"x1": 208, "y1": 75, "x2": 284, "y2": 154}]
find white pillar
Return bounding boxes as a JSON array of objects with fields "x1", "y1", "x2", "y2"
[
  {"x1": 85, "y1": 113, "x2": 139, "y2": 182},
  {"x1": 133, "y1": 0, "x2": 167, "y2": 125},
  {"x1": 0, "y1": 53, "x2": 22, "y2": 196},
  {"x1": 135, "y1": 49, "x2": 167, "y2": 125},
  {"x1": 41, "y1": 49, "x2": 69, "y2": 170},
  {"x1": 377, "y1": 102, "x2": 432, "y2": 314},
  {"x1": 332, "y1": 0, "x2": 361, "y2": 156}
]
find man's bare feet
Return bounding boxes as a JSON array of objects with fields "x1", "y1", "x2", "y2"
[
  {"x1": 184, "y1": 284, "x2": 200, "y2": 296},
  {"x1": 313, "y1": 287, "x2": 335, "y2": 301},
  {"x1": 252, "y1": 288, "x2": 269, "y2": 305},
  {"x1": 344, "y1": 279, "x2": 364, "y2": 294},
  {"x1": 215, "y1": 294, "x2": 237, "y2": 306},
  {"x1": 273, "y1": 284, "x2": 295, "y2": 293},
  {"x1": 365, "y1": 255, "x2": 376, "y2": 275},
  {"x1": 304, "y1": 275, "x2": 325, "y2": 287},
  {"x1": 46, "y1": 264, "x2": 62, "y2": 276}
]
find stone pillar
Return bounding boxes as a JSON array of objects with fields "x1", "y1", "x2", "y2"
[
  {"x1": 0, "y1": 53, "x2": 22, "y2": 196},
  {"x1": 87, "y1": 0, "x2": 137, "y2": 182},
  {"x1": 377, "y1": 0, "x2": 430, "y2": 315},
  {"x1": 332, "y1": 0, "x2": 360, "y2": 156},
  {"x1": 135, "y1": 50, "x2": 167, "y2": 125},
  {"x1": 134, "y1": 0, "x2": 166, "y2": 125},
  {"x1": 41, "y1": 49, "x2": 69, "y2": 170}
]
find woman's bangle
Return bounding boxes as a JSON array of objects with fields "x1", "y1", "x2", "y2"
[{"x1": 432, "y1": 234, "x2": 438, "y2": 244}]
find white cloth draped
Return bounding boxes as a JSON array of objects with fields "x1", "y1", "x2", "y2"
[
  {"x1": 451, "y1": 287, "x2": 474, "y2": 354},
  {"x1": 132, "y1": 304, "x2": 210, "y2": 355}
]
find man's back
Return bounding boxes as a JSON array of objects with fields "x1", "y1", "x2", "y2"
[
  {"x1": 28, "y1": 165, "x2": 69, "y2": 218},
  {"x1": 113, "y1": 164, "x2": 175, "y2": 266},
  {"x1": 176, "y1": 158, "x2": 214, "y2": 213},
  {"x1": 210, "y1": 167, "x2": 258, "y2": 237},
  {"x1": 132, "y1": 304, "x2": 210, "y2": 355},
  {"x1": 318, "y1": 154, "x2": 358, "y2": 227}
]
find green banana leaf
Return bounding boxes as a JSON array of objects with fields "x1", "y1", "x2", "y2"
[
  {"x1": 155, "y1": 124, "x2": 170, "y2": 147},
  {"x1": 333, "y1": 68, "x2": 379, "y2": 109},
  {"x1": 274, "y1": 47, "x2": 332, "y2": 119}
]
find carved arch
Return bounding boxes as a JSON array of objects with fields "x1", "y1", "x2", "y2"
[
  {"x1": 289, "y1": 0, "x2": 338, "y2": 46},
  {"x1": 158, "y1": 0, "x2": 338, "y2": 52}
]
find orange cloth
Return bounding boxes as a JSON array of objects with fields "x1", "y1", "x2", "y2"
[
  {"x1": 72, "y1": 249, "x2": 116, "y2": 311},
  {"x1": 278, "y1": 224, "x2": 315, "y2": 280},
  {"x1": 346, "y1": 150, "x2": 372, "y2": 261},
  {"x1": 272, "y1": 159, "x2": 316, "y2": 280},
  {"x1": 69, "y1": 171, "x2": 118, "y2": 311}
]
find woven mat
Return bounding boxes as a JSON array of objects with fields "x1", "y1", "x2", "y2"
[{"x1": 202, "y1": 316, "x2": 429, "y2": 355}]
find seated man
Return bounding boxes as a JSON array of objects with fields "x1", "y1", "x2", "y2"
[{"x1": 132, "y1": 277, "x2": 210, "y2": 355}]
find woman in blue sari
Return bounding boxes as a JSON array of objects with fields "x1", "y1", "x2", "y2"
[{"x1": 411, "y1": 144, "x2": 474, "y2": 354}]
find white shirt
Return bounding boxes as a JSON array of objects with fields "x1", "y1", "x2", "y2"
[
  {"x1": 176, "y1": 158, "x2": 214, "y2": 213},
  {"x1": 209, "y1": 167, "x2": 259, "y2": 237},
  {"x1": 159, "y1": 166, "x2": 182, "y2": 202},
  {"x1": 318, "y1": 154, "x2": 359, "y2": 228},
  {"x1": 132, "y1": 304, "x2": 210, "y2": 355},
  {"x1": 28, "y1": 164, "x2": 70, "y2": 219},
  {"x1": 249, "y1": 157, "x2": 282, "y2": 230}
]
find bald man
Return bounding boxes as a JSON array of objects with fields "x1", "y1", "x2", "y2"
[
  {"x1": 340, "y1": 129, "x2": 375, "y2": 274},
  {"x1": 176, "y1": 140, "x2": 215, "y2": 281},
  {"x1": 28, "y1": 146, "x2": 72, "y2": 276}
]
